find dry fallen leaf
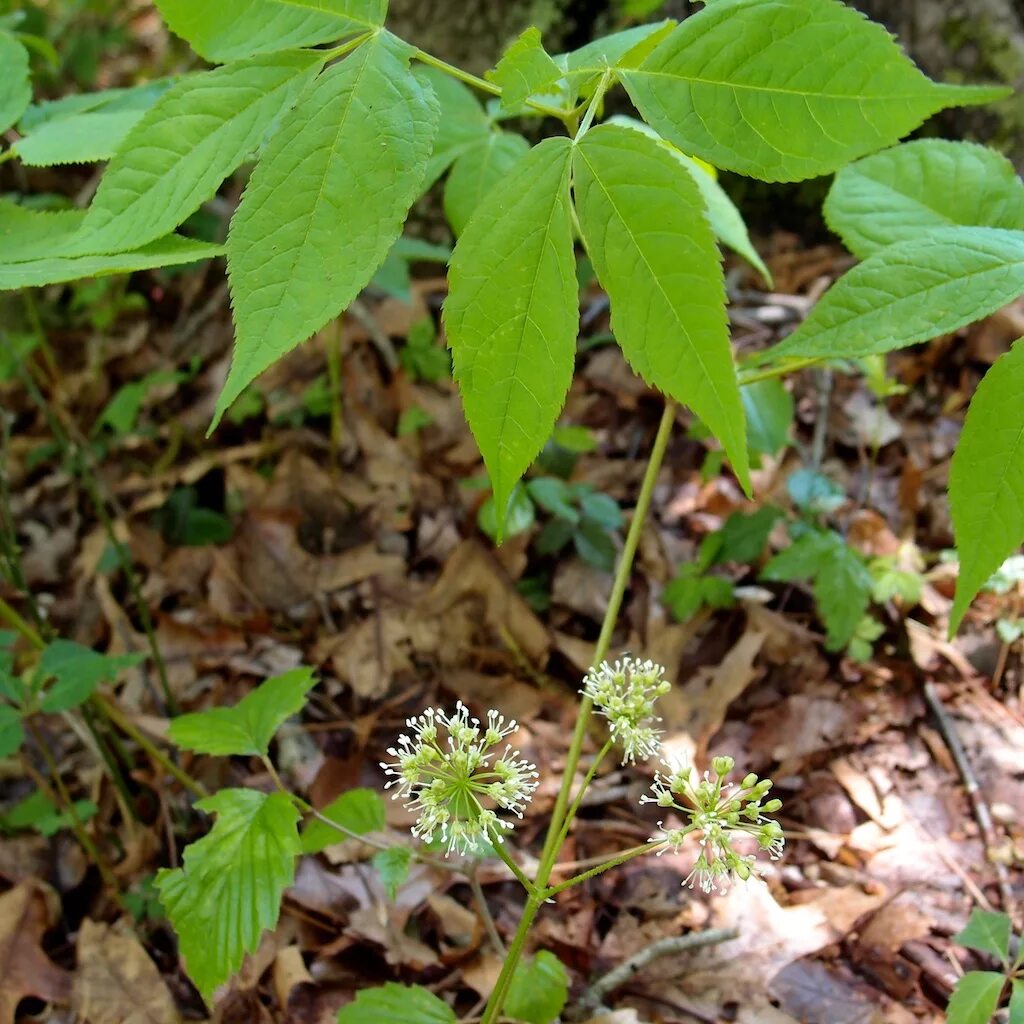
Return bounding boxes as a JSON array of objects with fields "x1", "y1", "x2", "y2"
[
  {"x1": 0, "y1": 881, "x2": 72, "y2": 1024},
  {"x1": 72, "y1": 918, "x2": 181, "y2": 1024}
]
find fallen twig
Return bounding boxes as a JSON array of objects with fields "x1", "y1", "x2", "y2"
[
  {"x1": 580, "y1": 927, "x2": 740, "y2": 1013},
  {"x1": 922, "y1": 681, "x2": 1016, "y2": 923}
]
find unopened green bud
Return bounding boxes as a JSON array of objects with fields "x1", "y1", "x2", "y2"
[{"x1": 712, "y1": 755, "x2": 735, "y2": 778}]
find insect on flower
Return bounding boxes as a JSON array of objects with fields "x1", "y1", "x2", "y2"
[
  {"x1": 642, "y1": 755, "x2": 785, "y2": 893},
  {"x1": 380, "y1": 702, "x2": 538, "y2": 855}
]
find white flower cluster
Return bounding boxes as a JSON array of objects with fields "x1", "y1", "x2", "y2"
[
  {"x1": 582, "y1": 656, "x2": 670, "y2": 764},
  {"x1": 380, "y1": 702, "x2": 538, "y2": 855},
  {"x1": 642, "y1": 755, "x2": 785, "y2": 894}
]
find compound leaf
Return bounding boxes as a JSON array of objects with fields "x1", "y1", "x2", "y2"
[
  {"x1": 336, "y1": 983, "x2": 455, "y2": 1024},
  {"x1": 444, "y1": 137, "x2": 578, "y2": 531},
  {"x1": 487, "y1": 27, "x2": 563, "y2": 111},
  {"x1": 765, "y1": 227, "x2": 1024, "y2": 363},
  {"x1": 620, "y1": 0, "x2": 1008, "y2": 182},
  {"x1": 950, "y1": 340, "x2": 1024, "y2": 634},
  {"x1": 80, "y1": 53, "x2": 322, "y2": 254},
  {"x1": 825, "y1": 140, "x2": 1024, "y2": 258},
  {"x1": 505, "y1": 950, "x2": 569, "y2": 1024},
  {"x1": 155, "y1": 0, "x2": 348, "y2": 62},
  {"x1": 155, "y1": 789, "x2": 300, "y2": 1000},
  {"x1": 946, "y1": 972, "x2": 1005, "y2": 1024},
  {"x1": 953, "y1": 909, "x2": 1012, "y2": 964},
  {"x1": 573, "y1": 123, "x2": 750, "y2": 493},
  {"x1": 169, "y1": 666, "x2": 316, "y2": 756},
  {"x1": 443, "y1": 131, "x2": 530, "y2": 235},
  {"x1": 217, "y1": 32, "x2": 439, "y2": 426},
  {"x1": 0, "y1": 32, "x2": 30, "y2": 134},
  {"x1": 0, "y1": 234, "x2": 224, "y2": 290}
]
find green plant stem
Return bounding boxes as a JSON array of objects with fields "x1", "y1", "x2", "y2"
[
  {"x1": 95, "y1": 693, "x2": 207, "y2": 799},
  {"x1": 24, "y1": 720, "x2": 125, "y2": 908},
  {"x1": 0, "y1": 594, "x2": 45, "y2": 650},
  {"x1": 541, "y1": 842, "x2": 665, "y2": 898},
  {"x1": 323, "y1": 31, "x2": 372, "y2": 63},
  {"x1": 551, "y1": 738, "x2": 613, "y2": 853},
  {"x1": 738, "y1": 356, "x2": 821, "y2": 387},
  {"x1": 573, "y1": 71, "x2": 610, "y2": 142},
  {"x1": 480, "y1": 401, "x2": 677, "y2": 1024},
  {"x1": 411, "y1": 48, "x2": 572, "y2": 121}
]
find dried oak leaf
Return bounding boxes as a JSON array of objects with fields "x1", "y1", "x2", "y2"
[
  {"x1": 0, "y1": 881, "x2": 72, "y2": 1024},
  {"x1": 72, "y1": 918, "x2": 180, "y2": 1024}
]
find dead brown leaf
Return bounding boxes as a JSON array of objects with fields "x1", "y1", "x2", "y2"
[
  {"x1": 0, "y1": 881, "x2": 72, "y2": 1024},
  {"x1": 72, "y1": 918, "x2": 181, "y2": 1024}
]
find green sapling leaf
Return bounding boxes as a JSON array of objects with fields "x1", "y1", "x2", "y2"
[
  {"x1": 619, "y1": 0, "x2": 1009, "y2": 182},
  {"x1": 216, "y1": 32, "x2": 439, "y2": 426},
  {"x1": 0, "y1": 31, "x2": 30, "y2": 134},
  {"x1": 953, "y1": 908, "x2": 1012, "y2": 964},
  {"x1": 169, "y1": 666, "x2": 316, "y2": 756},
  {"x1": 825, "y1": 140, "x2": 1024, "y2": 258},
  {"x1": 487, "y1": 27, "x2": 563, "y2": 111},
  {"x1": 79, "y1": 52, "x2": 323, "y2": 254},
  {"x1": 946, "y1": 971, "x2": 1005, "y2": 1024},
  {"x1": 764, "y1": 228, "x2": 1024, "y2": 363},
  {"x1": 155, "y1": 789, "x2": 300, "y2": 1000},
  {"x1": 505, "y1": 950, "x2": 569, "y2": 1024},
  {"x1": 949, "y1": 339, "x2": 1024, "y2": 634},
  {"x1": 445, "y1": 137, "x2": 578, "y2": 534},
  {"x1": 573, "y1": 123, "x2": 751, "y2": 495}
]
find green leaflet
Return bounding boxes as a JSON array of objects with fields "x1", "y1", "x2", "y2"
[
  {"x1": 0, "y1": 32, "x2": 31, "y2": 134},
  {"x1": 443, "y1": 131, "x2": 530, "y2": 235},
  {"x1": 826, "y1": 140, "x2": 1024, "y2": 257},
  {"x1": 762, "y1": 529, "x2": 872, "y2": 649},
  {"x1": 572, "y1": 123, "x2": 751, "y2": 494},
  {"x1": 168, "y1": 666, "x2": 317, "y2": 756},
  {"x1": 79, "y1": 52, "x2": 323, "y2": 254},
  {"x1": 742, "y1": 377, "x2": 793, "y2": 457},
  {"x1": 415, "y1": 67, "x2": 491, "y2": 190},
  {"x1": 953, "y1": 909, "x2": 1012, "y2": 964},
  {"x1": 487, "y1": 27, "x2": 563, "y2": 111},
  {"x1": 949, "y1": 339, "x2": 1024, "y2": 634},
  {"x1": 272, "y1": 0, "x2": 387, "y2": 23},
  {"x1": 336, "y1": 983, "x2": 456, "y2": 1024},
  {"x1": 155, "y1": 789, "x2": 300, "y2": 1000},
  {"x1": 444, "y1": 137, "x2": 578, "y2": 530},
  {"x1": 216, "y1": 32, "x2": 439, "y2": 426},
  {"x1": 764, "y1": 227, "x2": 1024, "y2": 363},
  {"x1": 0, "y1": 201, "x2": 85, "y2": 262},
  {"x1": 620, "y1": 0, "x2": 1008, "y2": 182},
  {"x1": 605, "y1": 115, "x2": 770, "y2": 281},
  {"x1": 946, "y1": 972, "x2": 1006, "y2": 1024},
  {"x1": 154, "y1": 0, "x2": 347, "y2": 62},
  {"x1": 37, "y1": 640, "x2": 143, "y2": 714},
  {"x1": 505, "y1": 951, "x2": 570, "y2": 1024},
  {"x1": 299, "y1": 787, "x2": 386, "y2": 853},
  {"x1": 558, "y1": 20, "x2": 674, "y2": 86},
  {"x1": 0, "y1": 234, "x2": 224, "y2": 290},
  {"x1": 14, "y1": 81, "x2": 175, "y2": 166}
]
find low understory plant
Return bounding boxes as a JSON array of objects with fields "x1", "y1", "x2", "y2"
[{"x1": 2, "y1": 0, "x2": 1024, "y2": 1020}]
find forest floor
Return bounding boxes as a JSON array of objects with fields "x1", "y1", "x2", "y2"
[{"x1": 2, "y1": 218, "x2": 1024, "y2": 1024}]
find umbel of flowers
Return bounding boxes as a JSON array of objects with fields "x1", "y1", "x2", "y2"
[{"x1": 382, "y1": 658, "x2": 784, "y2": 895}]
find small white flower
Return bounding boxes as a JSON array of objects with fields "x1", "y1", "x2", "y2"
[
  {"x1": 582, "y1": 655, "x2": 670, "y2": 763},
  {"x1": 380, "y1": 702, "x2": 538, "y2": 855},
  {"x1": 642, "y1": 755, "x2": 785, "y2": 893}
]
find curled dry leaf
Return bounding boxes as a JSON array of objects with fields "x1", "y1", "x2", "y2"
[
  {"x1": 0, "y1": 881, "x2": 72, "y2": 1024},
  {"x1": 72, "y1": 918, "x2": 180, "y2": 1024}
]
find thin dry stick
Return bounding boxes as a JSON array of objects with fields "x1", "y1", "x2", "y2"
[
  {"x1": 922, "y1": 681, "x2": 1015, "y2": 921},
  {"x1": 581, "y1": 927, "x2": 740, "y2": 1012},
  {"x1": 468, "y1": 863, "x2": 506, "y2": 956}
]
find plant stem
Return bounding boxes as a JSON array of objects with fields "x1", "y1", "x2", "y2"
[
  {"x1": 0, "y1": 595, "x2": 45, "y2": 650},
  {"x1": 573, "y1": 71, "x2": 610, "y2": 142},
  {"x1": 411, "y1": 48, "x2": 572, "y2": 122},
  {"x1": 536, "y1": 401, "x2": 676, "y2": 881},
  {"x1": 541, "y1": 842, "x2": 665, "y2": 898},
  {"x1": 551, "y1": 738, "x2": 613, "y2": 853},
  {"x1": 737, "y1": 356, "x2": 821, "y2": 387},
  {"x1": 480, "y1": 401, "x2": 677, "y2": 1024},
  {"x1": 95, "y1": 693, "x2": 207, "y2": 799}
]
